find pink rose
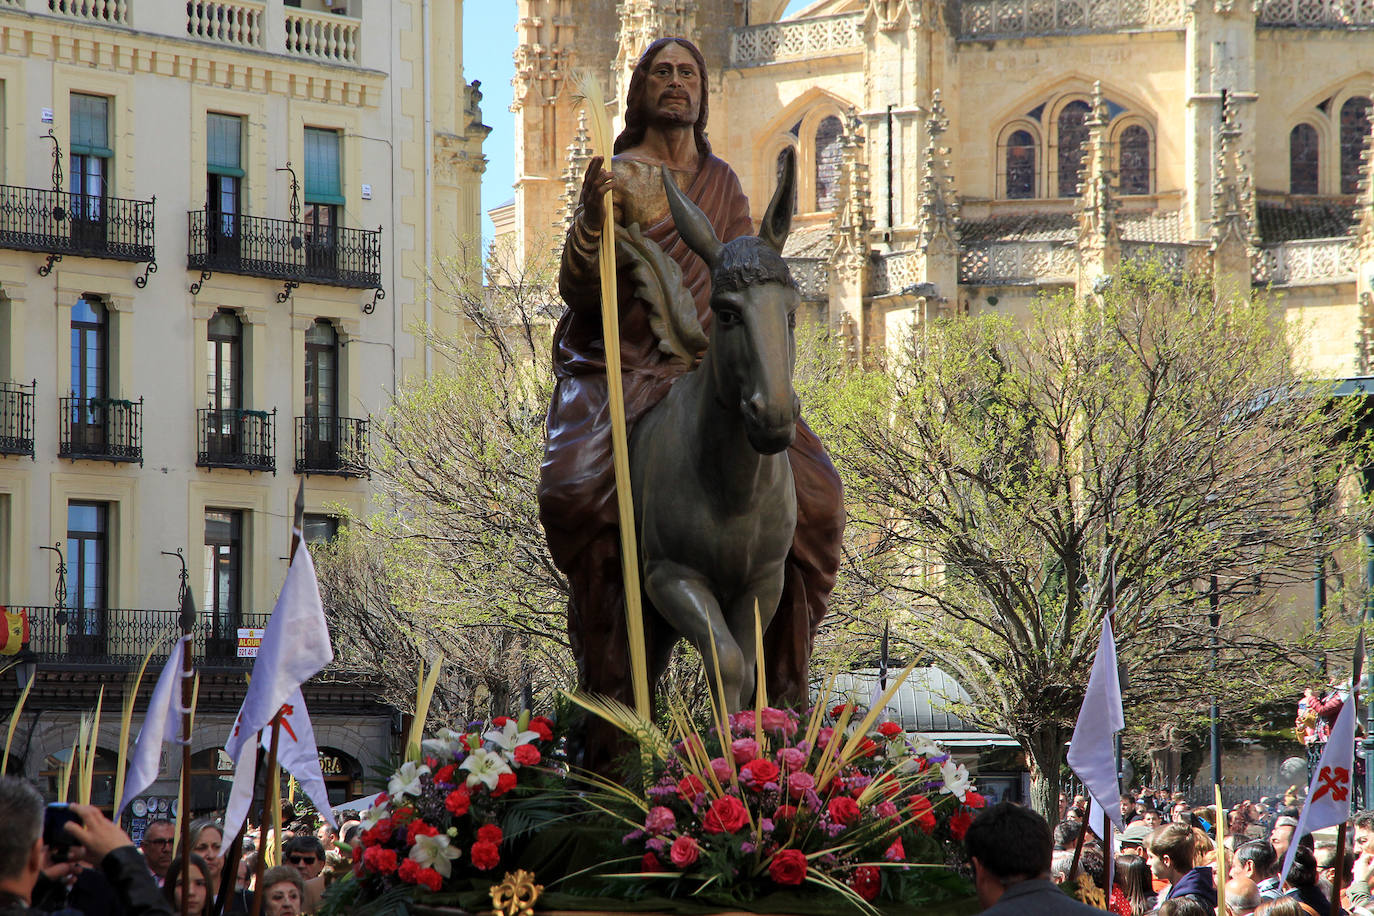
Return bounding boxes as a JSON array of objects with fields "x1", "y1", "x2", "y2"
[
  {"x1": 776, "y1": 747, "x2": 806, "y2": 771},
  {"x1": 876, "y1": 800, "x2": 898, "y2": 819},
  {"x1": 760, "y1": 707, "x2": 798, "y2": 736},
  {"x1": 787, "y1": 772, "x2": 815, "y2": 801},
  {"x1": 669, "y1": 835, "x2": 699, "y2": 868},
  {"x1": 884, "y1": 837, "x2": 906, "y2": 861},
  {"x1": 731, "y1": 737, "x2": 759, "y2": 765},
  {"x1": 817, "y1": 727, "x2": 834, "y2": 748},
  {"x1": 709, "y1": 757, "x2": 733, "y2": 784},
  {"x1": 645, "y1": 805, "x2": 676, "y2": 835}
]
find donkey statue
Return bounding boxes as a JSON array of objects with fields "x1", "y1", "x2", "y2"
[{"x1": 629, "y1": 151, "x2": 800, "y2": 712}]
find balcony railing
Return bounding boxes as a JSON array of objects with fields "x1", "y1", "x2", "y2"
[
  {"x1": 284, "y1": 6, "x2": 361, "y2": 64},
  {"x1": 197, "y1": 407, "x2": 276, "y2": 472},
  {"x1": 0, "y1": 380, "x2": 35, "y2": 458},
  {"x1": 729, "y1": 13, "x2": 864, "y2": 67},
  {"x1": 958, "y1": 0, "x2": 1185, "y2": 38},
  {"x1": 58, "y1": 396, "x2": 143, "y2": 464},
  {"x1": 0, "y1": 185, "x2": 155, "y2": 275},
  {"x1": 294, "y1": 415, "x2": 369, "y2": 477},
  {"x1": 13, "y1": 605, "x2": 271, "y2": 669},
  {"x1": 187, "y1": 0, "x2": 266, "y2": 49},
  {"x1": 1252, "y1": 237, "x2": 1358, "y2": 286},
  {"x1": 187, "y1": 209, "x2": 382, "y2": 291},
  {"x1": 48, "y1": 0, "x2": 129, "y2": 25},
  {"x1": 1259, "y1": 0, "x2": 1374, "y2": 25}
]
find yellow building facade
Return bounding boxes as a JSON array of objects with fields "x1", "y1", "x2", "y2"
[
  {"x1": 0, "y1": 0, "x2": 486, "y2": 811},
  {"x1": 508, "y1": 0, "x2": 1374, "y2": 376}
]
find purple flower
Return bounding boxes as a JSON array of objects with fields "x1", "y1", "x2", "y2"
[
  {"x1": 741, "y1": 842, "x2": 756, "y2": 854},
  {"x1": 759, "y1": 818, "x2": 775, "y2": 833},
  {"x1": 825, "y1": 822, "x2": 847, "y2": 838},
  {"x1": 622, "y1": 829, "x2": 645, "y2": 844},
  {"x1": 646, "y1": 836, "x2": 667, "y2": 854}
]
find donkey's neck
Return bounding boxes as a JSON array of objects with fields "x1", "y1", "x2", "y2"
[{"x1": 684, "y1": 349, "x2": 772, "y2": 508}]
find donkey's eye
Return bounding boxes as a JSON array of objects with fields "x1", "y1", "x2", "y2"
[
  {"x1": 717, "y1": 309, "x2": 742, "y2": 327},
  {"x1": 787, "y1": 312, "x2": 797, "y2": 329}
]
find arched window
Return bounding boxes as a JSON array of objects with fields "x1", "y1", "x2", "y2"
[
  {"x1": 776, "y1": 146, "x2": 798, "y2": 213},
  {"x1": 1056, "y1": 100, "x2": 1092, "y2": 198},
  {"x1": 814, "y1": 115, "x2": 844, "y2": 211},
  {"x1": 1005, "y1": 130, "x2": 1036, "y2": 199},
  {"x1": 1118, "y1": 125, "x2": 1151, "y2": 195},
  {"x1": 1290, "y1": 124, "x2": 1320, "y2": 195},
  {"x1": 1340, "y1": 97, "x2": 1371, "y2": 195}
]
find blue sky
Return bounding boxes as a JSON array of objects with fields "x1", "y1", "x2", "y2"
[{"x1": 462, "y1": 1, "x2": 812, "y2": 244}]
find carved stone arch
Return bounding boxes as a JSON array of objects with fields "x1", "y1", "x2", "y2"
[
  {"x1": 1331, "y1": 86, "x2": 1374, "y2": 195},
  {"x1": 1287, "y1": 120, "x2": 1324, "y2": 196},
  {"x1": 752, "y1": 87, "x2": 857, "y2": 213},
  {"x1": 1109, "y1": 116, "x2": 1156, "y2": 195},
  {"x1": 996, "y1": 119, "x2": 1042, "y2": 200}
]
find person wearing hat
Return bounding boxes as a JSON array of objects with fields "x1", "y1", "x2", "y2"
[{"x1": 1119, "y1": 821, "x2": 1152, "y2": 857}]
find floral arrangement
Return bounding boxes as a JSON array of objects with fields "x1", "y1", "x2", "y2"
[
  {"x1": 577, "y1": 690, "x2": 985, "y2": 911},
  {"x1": 346, "y1": 711, "x2": 561, "y2": 895}
]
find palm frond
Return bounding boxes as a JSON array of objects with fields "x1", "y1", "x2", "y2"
[{"x1": 559, "y1": 690, "x2": 673, "y2": 761}]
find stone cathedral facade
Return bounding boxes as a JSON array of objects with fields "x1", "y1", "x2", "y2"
[{"x1": 503, "y1": 0, "x2": 1374, "y2": 377}]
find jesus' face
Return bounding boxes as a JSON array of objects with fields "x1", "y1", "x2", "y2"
[{"x1": 642, "y1": 42, "x2": 701, "y2": 129}]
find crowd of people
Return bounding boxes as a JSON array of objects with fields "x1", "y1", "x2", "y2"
[{"x1": 0, "y1": 777, "x2": 364, "y2": 916}]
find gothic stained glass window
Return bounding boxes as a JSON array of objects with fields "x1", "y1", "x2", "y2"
[
  {"x1": 1339, "y1": 97, "x2": 1371, "y2": 195},
  {"x1": 1118, "y1": 125, "x2": 1150, "y2": 195},
  {"x1": 1290, "y1": 123, "x2": 1320, "y2": 195},
  {"x1": 1005, "y1": 130, "x2": 1036, "y2": 199},
  {"x1": 1056, "y1": 100, "x2": 1092, "y2": 198},
  {"x1": 814, "y1": 116, "x2": 844, "y2": 211}
]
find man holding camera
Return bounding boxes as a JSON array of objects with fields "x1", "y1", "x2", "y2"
[{"x1": 0, "y1": 776, "x2": 172, "y2": 916}]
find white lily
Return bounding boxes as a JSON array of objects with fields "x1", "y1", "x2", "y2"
[
  {"x1": 460, "y1": 747, "x2": 513, "y2": 790},
  {"x1": 360, "y1": 801, "x2": 389, "y2": 830},
  {"x1": 939, "y1": 759, "x2": 970, "y2": 801},
  {"x1": 422, "y1": 728, "x2": 469, "y2": 760},
  {"x1": 409, "y1": 832, "x2": 462, "y2": 877},
  {"x1": 910, "y1": 735, "x2": 943, "y2": 758},
  {"x1": 387, "y1": 761, "x2": 431, "y2": 800},
  {"x1": 483, "y1": 720, "x2": 541, "y2": 765}
]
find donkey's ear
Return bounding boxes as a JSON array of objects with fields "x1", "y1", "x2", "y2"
[
  {"x1": 662, "y1": 164, "x2": 722, "y2": 267},
  {"x1": 758, "y1": 146, "x2": 795, "y2": 254}
]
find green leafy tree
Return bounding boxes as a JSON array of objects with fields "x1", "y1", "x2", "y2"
[{"x1": 823, "y1": 265, "x2": 1369, "y2": 818}]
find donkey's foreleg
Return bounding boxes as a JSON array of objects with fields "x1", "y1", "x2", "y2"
[
  {"x1": 725, "y1": 572, "x2": 786, "y2": 709},
  {"x1": 644, "y1": 562, "x2": 748, "y2": 711}
]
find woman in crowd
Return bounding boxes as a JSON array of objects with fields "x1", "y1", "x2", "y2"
[
  {"x1": 161, "y1": 852, "x2": 213, "y2": 916},
  {"x1": 1114, "y1": 853, "x2": 1157, "y2": 916}
]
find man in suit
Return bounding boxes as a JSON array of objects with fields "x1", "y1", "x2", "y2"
[{"x1": 965, "y1": 802, "x2": 1105, "y2": 914}]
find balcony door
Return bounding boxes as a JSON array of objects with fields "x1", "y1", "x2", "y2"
[
  {"x1": 207, "y1": 113, "x2": 244, "y2": 267},
  {"x1": 67, "y1": 501, "x2": 108, "y2": 657},
  {"x1": 204, "y1": 509, "x2": 243, "y2": 658},
  {"x1": 303, "y1": 128, "x2": 342, "y2": 277},
  {"x1": 69, "y1": 94, "x2": 111, "y2": 250},
  {"x1": 304, "y1": 319, "x2": 338, "y2": 468},
  {"x1": 206, "y1": 310, "x2": 243, "y2": 461},
  {"x1": 70, "y1": 296, "x2": 108, "y2": 452}
]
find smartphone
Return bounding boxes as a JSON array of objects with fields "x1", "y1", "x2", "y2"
[{"x1": 43, "y1": 804, "x2": 83, "y2": 863}]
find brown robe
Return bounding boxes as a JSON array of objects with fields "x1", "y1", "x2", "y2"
[{"x1": 538, "y1": 154, "x2": 844, "y2": 762}]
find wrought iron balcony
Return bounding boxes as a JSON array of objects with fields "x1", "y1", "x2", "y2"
[
  {"x1": 294, "y1": 415, "x2": 369, "y2": 477},
  {"x1": 197, "y1": 407, "x2": 276, "y2": 472},
  {"x1": 0, "y1": 184, "x2": 156, "y2": 281},
  {"x1": 0, "y1": 380, "x2": 35, "y2": 458},
  {"x1": 58, "y1": 396, "x2": 143, "y2": 465},
  {"x1": 187, "y1": 209, "x2": 384, "y2": 308},
  {"x1": 11, "y1": 604, "x2": 270, "y2": 669}
]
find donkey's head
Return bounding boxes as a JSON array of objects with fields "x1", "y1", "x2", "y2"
[{"x1": 662, "y1": 148, "x2": 800, "y2": 455}]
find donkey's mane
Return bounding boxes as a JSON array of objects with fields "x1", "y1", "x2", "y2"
[{"x1": 711, "y1": 236, "x2": 794, "y2": 297}]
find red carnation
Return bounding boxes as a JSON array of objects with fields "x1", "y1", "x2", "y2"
[
  {"x1": 529, "y1": 716, "x2": 554, "y2": 742},
  {"x1": 703, "y1": 796, "x2": 750, "y2": 834},
  {"x1": 741, "y1": 758, "x2": 780, "y2": 787},
  {"x1": 513, "y1": 744, "x2": 541, "y2": 767},
  {"x1": 884, "y1": 837, "x2": 906, "y2": 862},
  {"x1": 418, "y1": 866, "x2": 443, "y2": 892},
  {"x1": 669, "y1": 835, "x2": 700, "y2": 868},
  {"x1": 492, "y1": 772, "x2": 518, "y2": 796},
  {"x1": 470, "y1": 840, "x2": 501, "y2": 871},
  {"x1": 964, "y1": 790, "x2": 987, "y2": 809},
  {"x1": 362, "y1": 819, "x2": 393, "y2": 846},
  {"x1": 405, "y1": 820, "x2": 439, "y2": 845},
  {"x1": 477, "y1": 823, "x2": 504, "y2": 845},
  {"x1": 827, "y1": 796, "x2": 861, "y2": 826},
  {"x1": 492, "y1": 716, "x2": 511, "y2": 727},
  {"x1": 433, "y1": 764, "x2": 456, "y2": 784},
  {"x1": 362, "y1": 846, "x2": 398, "y2": 875},
  {"x1": 352, "y1": 844, "x2": 363, "y2": 864},
  {"x1": 856, "y1": 737, "x2": 880, "y2": 758},
  {"x1": 642, "y1": 852, "x2": 663, "y2": 872},
  {"x1": 830, "y1": 704, "x2": 850, "y2": 718},
  {"x1": 445, "y1": 787, "x2": 471, "y2": 816},
  {"x1": 423, "y1": 756, "x2": 438, "y2": 769},
  {"x1": 397, "y1": 858, "x2": 422, "y2": 884},
  {"x1": 676, "y1": 774, "x2": 706, "y2": 803},
  {"x1": 950, "y1": 810, "x2": 974, "y2": 841},
  {"x1": 392, "y1": 806, "x2": 415, "y2": 824},
  {"x1": 877, "y1": 721, "x2": 903, "y2": 738},
  {"x1": 851, "y1": 866, "x2": 881, "y2": 901},
  {"x1": 769, "y1": 849, "x2": 808, "y2": 885}
]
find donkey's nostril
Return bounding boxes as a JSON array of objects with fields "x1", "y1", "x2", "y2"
[{"x1": 743, "y1": 394, "x2": 766, "y2": 420}]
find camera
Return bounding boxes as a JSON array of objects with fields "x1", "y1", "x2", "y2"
[{"x1": 43, "y1": 804, "x2": 83, "y2": 863}]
